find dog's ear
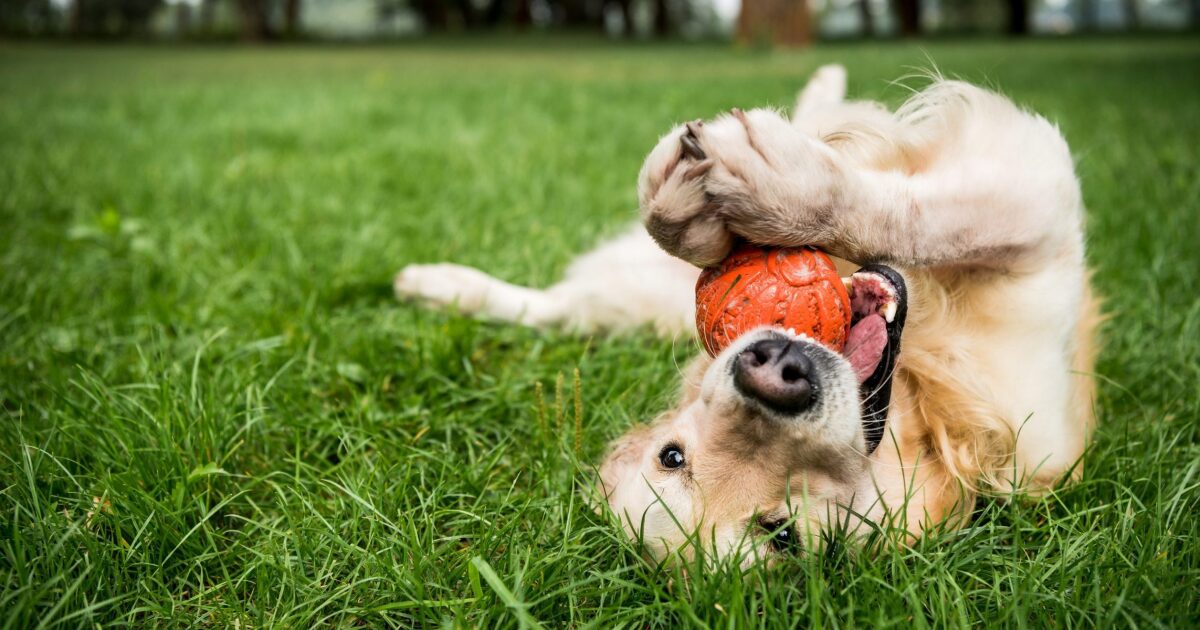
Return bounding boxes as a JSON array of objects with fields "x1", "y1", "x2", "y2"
[
  {"x1": 596, "y1": 425, "x2": 653, "y2": 509},
  {"x1": 594, "y1": 355, "x2": 706, "y2": 512}
]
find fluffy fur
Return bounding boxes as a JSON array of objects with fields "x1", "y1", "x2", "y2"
[{"x1": 395, "y1": 65, "x2": 1099, "y2": 562}]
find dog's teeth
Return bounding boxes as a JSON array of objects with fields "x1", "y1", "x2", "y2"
[
  {"x1": 882, "y1": 301, "x2": 898, "y2": 323},
  {"x1": 842, "y1": 277, "x2": 854, "y2": 295}
]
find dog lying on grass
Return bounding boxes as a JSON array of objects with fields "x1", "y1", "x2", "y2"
[{"x1": 396, "y1": 65, "x2": 1099, "y2": 563}]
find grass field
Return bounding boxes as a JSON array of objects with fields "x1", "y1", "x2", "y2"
[{"x1": 1, "y1": 38, "x2": 1198, "y2": 627}]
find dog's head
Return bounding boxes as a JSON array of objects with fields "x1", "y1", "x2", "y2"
[{"x1": 599, "y1": 266, "x2": 906, "y2": 563}]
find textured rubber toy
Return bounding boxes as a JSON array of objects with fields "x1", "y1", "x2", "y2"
[{"x1": 696, "y1": 244, "x2": 852, "y2": 357}]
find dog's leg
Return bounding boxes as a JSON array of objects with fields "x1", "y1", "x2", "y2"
[
  {"x1": 793, "y1": 64, "x2": 847, "y2": 119},
  {"x1": 790, "y1": 65, "x2": 902, "y2": 152},
  {"x1": 641, "y1": 81, "x2": 1083, "y2": 273},
  {"x1": 396, "y1": 227, "x2": 700, "y2": 335},
  {"x1": 395, "y1": 263, "x2": 568, "y2": 326}
]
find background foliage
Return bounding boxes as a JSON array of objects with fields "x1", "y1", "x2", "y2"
[{"x1": 1, "y1": 0, "x2": 1196, "y2": 41}]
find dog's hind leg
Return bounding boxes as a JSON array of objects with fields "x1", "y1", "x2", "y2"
[
  {"x1": 793, "y1": 64, "x2": 847, "y2": 118},
  {"x1": 396, "y1": 226, "x2": 700, "y2": 336},
  {"x1": 395, "y1": 263, "x2": 569, "y2": 327}
]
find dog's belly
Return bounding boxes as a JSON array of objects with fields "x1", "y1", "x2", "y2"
[
  {"x1": 557, "y1": 226, "x2": 700, "y2": 335},
  {"x1": 939, "y1": 261, "x2": 1089, "y2": 487}
]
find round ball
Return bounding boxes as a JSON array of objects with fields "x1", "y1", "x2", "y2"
[{"x1": 695, "y1": 244, "x2": 851, "y2": 357}]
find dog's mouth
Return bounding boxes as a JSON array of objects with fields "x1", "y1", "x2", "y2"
[{"x1": 843, "y1": 265, "x2": 907, "y2": 453}]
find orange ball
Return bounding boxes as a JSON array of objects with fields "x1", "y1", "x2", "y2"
[{"x1": 696, "y1": 244, "x2": 851, "y2": 357}]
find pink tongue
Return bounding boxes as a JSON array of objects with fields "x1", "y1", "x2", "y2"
[{"x1": 845, "y1": 314, "x2": 887, "y2": 383}]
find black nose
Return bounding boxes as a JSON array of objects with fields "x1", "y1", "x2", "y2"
[{"x1": 733, "y1": 338, "x2": 815, "y2": 414}]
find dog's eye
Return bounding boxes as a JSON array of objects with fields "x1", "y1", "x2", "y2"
[
  {"x1": 763, "y1": 519, "x2": 795, "y2": 552},
  {"x1": 658, "y1": 445, "x2": 685, "y2": 469}
]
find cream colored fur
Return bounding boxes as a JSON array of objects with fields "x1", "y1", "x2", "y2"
[{"x1": 395, "y1": 65, "x2": 1098, "y2": 563}]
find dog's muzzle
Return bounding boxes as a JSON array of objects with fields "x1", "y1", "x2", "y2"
[{"x1": 733, "y1": 334, "x2": 819, "y2": 415}]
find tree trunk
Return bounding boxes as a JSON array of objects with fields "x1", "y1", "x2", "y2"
[
  {"x1": 859, "y1": 0, "x2": 873, "y2": 37},
  {"x1": 1079, "y1": 0, "x2": 1098, "y2": 31},
  {"x1": 456, "y1": 0, "x2": 479, "y2": 29},
  {"x1": 561, "y1": 0, "x2": 592, "y2": 27},
  {"x1": 737, "y1": 0, "x2": 811, "y2": 47},
  {"x1": 611, "y1": 0, "x2": 631, "y2": 35},
  {"x1": 1122, "y1": 0, "x2": 1139, "y2": 30},
  {"x1": 69, "y1": 0, "x2": 84, "y2": 37},
  {"x1": 736, "y1": 0, "x2": 755, "y2": 44},
  {"x1": 416, "y1": 0, "x2": 448, "y2": 31},
  {"x1": 514, "y1": 0, "x2": 532, "y2": 28},
  {"x1": 894, "y1": 0, "x2": 920, "y2": 37},
  {"x1": 175, "y1": 3, "x2": 193, "y2": 36},
  {"x1": 483, "y1": 0, "x2": 505, "y2": 27},
  {"x1": 283, "y1": 0, "x2": 301, "y2": 38},
  {"x1": 776, "y1": 0, "x2": 810, "y2": 45},
  {"x1": 236, "y1": 0, "x2": 273, "y2": 41},
  {"x1": 653, "y1": 0, "x2": 670, "y2": 36},
  {"x1": 1006, "y1": 0, "x2": 1029, "y2": 35},
  {"x1": 199, "y1": 0, "x2": 216, "y2": 35}
]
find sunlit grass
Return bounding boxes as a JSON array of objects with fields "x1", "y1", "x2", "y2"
[{"x1": 1, "y1": 38, "x2": 1198, "y2": 626}]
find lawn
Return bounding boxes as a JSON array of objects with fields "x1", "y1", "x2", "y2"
[{"x1": 1, "y1": 37, "x2": 1198, "y2": 627}]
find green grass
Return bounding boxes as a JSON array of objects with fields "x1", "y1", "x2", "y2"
[{"x1": 1, "y1": 38, "x2": 1198, "y2": 627}]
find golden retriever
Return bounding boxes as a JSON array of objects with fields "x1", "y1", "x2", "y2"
[{"x1": 395, "y1": 65, "x2": 1099, "y2": 564}]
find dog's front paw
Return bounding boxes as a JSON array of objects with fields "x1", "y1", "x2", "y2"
[
  {"x1": 638, "y1": 121, "x2": 733, "y2": 267},
  {"x1": 394, "y1": 263, "x2": 492, "y2": 313},
  {"x1": 639, "y1": 109, "x2": 840, "y2": 267}
]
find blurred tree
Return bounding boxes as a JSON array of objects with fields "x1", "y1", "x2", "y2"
[
  {"x1": 654, "y1": 0, "x2": 671, "y2": 35},
  {"x1": 66, "y1": 0, "x2": 163, "y2": 37},
  {"x1": 199, "y1": 0, "x2": 217, "y2": 35},
  {"x1": 737, "y1": 0, "x2": 811, "y2": 46},
  {"x1": 561, "y1": 0, "x2": 605, "y2": 29},
  {"x1": 514, "y1": 0, "x2": 533, "y2": 27},
  {"x1": 173, "y1": 1, "x2": 193, "y2": 35},
  {"x1": 1006, "y1": 0, "x2": 1028, "y2": 35},
  {"x1": 227, "y1": 0, "x2": 303, "y2": 40},
  {"x1": 1123, "y1": 0, "x2": 1139, "y2": 30},
  {"x1": 283, "y1": 0, "x2": 301, "y2": 37},
  {"x1": 1079, "y1": 0, "x2": 1098, "y2": 31},
  {"x1": 408, "y1": 0, "x2": 645, "y2": 33},
  {"x1": 894, "y1": 0, "x2": 920, "y2": 36},
  {"x1": 68, "y1": 0, "x2": 81, "y2": 35},
  {"x1": 607, "y1": 0, "x2": 632, "y2": 35},
  {"x1": 859, "y1": 0, "x2": 874, "y2": 37},
  {"x1": 235, "y1": 0, "x2": 274, "y2": 40},
  {"x1": 116, "y1": 0, "x2": 161, "y2": 34},
  {"x1": 412, "y1": 0, "x2": 448, "y2": 30},
  {"x1": 0, "y1": 0, "x2": 57, "y2": 35},
  {"x1": 409, "y1": 0, "x2": 524, "y2": 32},
  {"x1": 479, "y1": 0, "x2": 534, "y2": 28}
]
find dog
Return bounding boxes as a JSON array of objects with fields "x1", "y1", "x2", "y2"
[{"x1": 396, "y1": 65, "x2": 1100, "y2": 564}]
